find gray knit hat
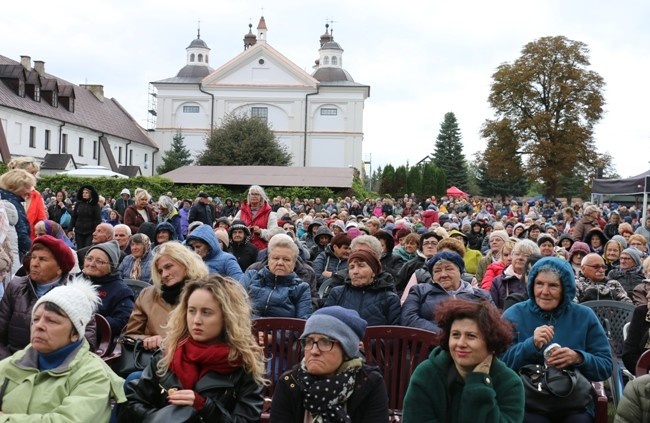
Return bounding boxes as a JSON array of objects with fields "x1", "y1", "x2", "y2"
[
  {"x1": 622, "y1": 248, "x2": 642, "y2": 267},
  {"x1": 87, "y1": 240, "x2": 121, "y2": 272},
  {"x1": 302, "y1": 306, "x2": 367, "y2": 358}
]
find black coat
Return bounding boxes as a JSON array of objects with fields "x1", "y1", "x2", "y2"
[
  {"x1": 120, "y1": 352, "x2": 264, "y2": 423},
  {"x1": 69, "y1": 185, "x2": 101, "y2": 236},
  {"x1": 270, "y1": 364, "x2": 388, "y2": 423}
]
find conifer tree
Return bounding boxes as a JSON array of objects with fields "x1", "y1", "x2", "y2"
[
  {"x1": 157, "y1": 130, "x2": 193, "y2": 174},
  {"x1": 432, "y1": 112, "x2": 468, "y2": 191}
]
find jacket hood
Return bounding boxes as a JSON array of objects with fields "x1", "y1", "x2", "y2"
[
  {"x1": 526, "y1": 257, "x2": 575, "y2": 314},
  {"x1": 228, "y1": 219, "x2": 252, "y2": 242},
  {"x1": 154, "y1": 221, "x2": 179, "y2": 243},
  {"x1": 556, "y1": 233, "x2": 575, "y2": 248},
  {"x1": 314, "y1": 225, "x2": 334, "y2": 241},
  {"x1": 186, "y1": 224, "x2": 221, "y2": 258},
  {"x1": 307, "y1": 219, "x2": 325, "y2": 234},
  {"x1": 583, "y1": 228, "x2": 608, "y2": 246},
  {"x1": 75, "y1": 185, "x2": 99, "y2": 205}
]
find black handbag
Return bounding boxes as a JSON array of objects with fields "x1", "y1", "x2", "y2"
[
  {"x1": 142, "y1": 405, "x2": 198, "y2": 423},
  {"x1": 115, "y1": 335, "x2": 157, "y2": 378},
  {"x1": 519, "y1": 364, "x2": 595, "y2": 415}
]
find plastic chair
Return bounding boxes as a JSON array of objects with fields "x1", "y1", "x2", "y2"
[
  {"x1": 635, "y1": 349, "x2": 650, "y2": 377},
  {"x1": 124, "y1": 279, "x2": 151, "y2": 300},
  {"x1": 94, "y1": 313, "x2": 120, "y2": 363},
  {"x1": 362, "y1": 325, "x2": 439, "y2": 421}
]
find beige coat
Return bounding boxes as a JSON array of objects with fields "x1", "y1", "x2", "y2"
[{"x1": 122, "y1": 285, "x2": 174, "y2": 339}]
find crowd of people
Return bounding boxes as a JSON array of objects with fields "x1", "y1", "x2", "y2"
[{"x1": 0, "y1": 156, "x2": 650, "y2": 421}]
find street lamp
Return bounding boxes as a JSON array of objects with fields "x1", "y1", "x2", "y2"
[{"x1": 363, "y1": 153, "x2": 372, "y2": 192}]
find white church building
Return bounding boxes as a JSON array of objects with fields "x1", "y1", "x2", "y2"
[{"x1": 149, "y1": 17, "x2": 370, "y2": 170}]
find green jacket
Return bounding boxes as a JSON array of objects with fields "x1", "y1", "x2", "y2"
[
  {"x1": 402, "y1": 346, "x2": 524, "y2": 423},
  {"x1": 615, "y1": 374, "x2": 650, "y2": 423},
  {"x1": 0, "y1": 340, "x2": 125, "y2": 422}
]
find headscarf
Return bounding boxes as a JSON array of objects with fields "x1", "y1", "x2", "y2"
[
  {"x1": 41, "y1": 220, "x2": 74, "y2": 248},
  {"x1": 129, "y1": 234, "x2": 152, "y2": 281}
]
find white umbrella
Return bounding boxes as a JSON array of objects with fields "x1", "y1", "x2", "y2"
[{"x1": 57, "y1": 165, "x2": 128, "y2": 178}]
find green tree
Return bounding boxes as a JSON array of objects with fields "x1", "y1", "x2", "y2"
[
  {"x1": 196, "y1": 113, "x2": 292, "y2": 166},
  {"x1": 432, "y1": 112, "x2": 468, "y2": 191},
  {"x1": 394, "y1": 165, "x2": 408, "y2": 197},
  {"x1": 433, "y1": 166, "x2": 447, "y2": 197},
  {"x1": 486, "y1": 35, "x2": 606, "y2": 198},
  {"x1": 406, "y1": 166, "x2": 422, "y2": 196},
  {"x1": 380, "y1": 164, "x2": 396, "y2": 197},
  {"x1": 156, "y1": 130, "x2": 193, "y2": 174}
]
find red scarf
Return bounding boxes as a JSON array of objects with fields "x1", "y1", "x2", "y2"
[{"x1": 170, "y1": 337, "x2": 242, "y2": 390}]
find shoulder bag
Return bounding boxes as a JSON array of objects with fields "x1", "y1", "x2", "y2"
[
  {"x1": 115, "y1": 335, "x2": 157, "y2": 378},
  {"x1": 519, "y1": 364, "x2": 595, "y2": 415}
]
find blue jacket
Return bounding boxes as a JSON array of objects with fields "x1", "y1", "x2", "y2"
[
  {"x1": 0, "y1": 189, "x2": 30, "y2": 260},
  {"x1": 153, "y1": 221, "x2": 180, "y2": 246},
  {"x1": 312, "y1": 245, "x2": 348, "y2": 286},
  {"x1": 400, "y1": 274, "x2": 492, "y2": 333},
  {"x1": 240, "y1": 267, "x2": 312, "y2": 319},
  {"x1": 186, "y1": 225, "x2": 244, "y2": 281},
  {"x1": 118, "y1": 251, "x2": 154, "y2": 283},
  {"x1": 325, "y1": 272, "x2": 400, "y2": 326},
  {"x1": 86, "y1": 272, "x2": 135, "y2": 335},
  {"x1": 501, "y1": 257, "x2": 612, "y2": 383}
]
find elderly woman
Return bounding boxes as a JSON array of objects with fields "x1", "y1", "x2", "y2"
[
  {"x1": 82, "y1": 240, "x2": 134, "y2": 335},
  {"x1": 33, "y1": 220, "x2": 80, "y2": 274},
  {"x1": 123, "y1": 241, "x2": 209, "y2": 351},
  {"x1": 0, "y1": 236, "x2": 95, "y2": 360},
  {"x1": 156, "y1": 195, "x2": 184, "y2": 242},
  {"x1": 120, "y1": 276, "x2": 266, "y2": 422},
  {"x1": 185, "y1": 224, "x2": 244, "y2": 280},
  {"x1": 475, "y1": 230, "x2": 510, "y2": 284},
  {"x1": 608, "y1": 247, "x2": 646, "y2": 304},
  {"x1": 603, "y1": 239, "x2": 622, "y2": 274},
  {"x1": 324, "y1": 249, "x2": 401, "y2": 325},
  {"x1": 240, "y1": 234, "x2": 312, "y2": 319},
  {"x1": 622, "y1": 256, "x2": 650, "y2": 371},
  {"x1": 0, "y1": 278, "x2": 125, "y2": 419},
  {"x1": 118, "y1": 234, "x2": 154, "y2": 283},
  {"x1": 403, "y1": 299, "x2": 524, "y2": 422},
  {"x1": 69, "y1": 184, "x2": 102, "y2": 250},
  {"x1": 270, "y1": 306, "x2": 388, "y2": 422},
  {"x1": 501, "y1": 257, "x2": 612, "y2": 422},
  {"x1": 0, "y1": 169, "x2": 36, "y2": 260},
  {"x1": 490, "y1": 239, "x2": 540, "y2": 310},
  {"x1": 8, "y1": 157, "x2": 47, "y2": 242},
  {"x1": 123, "y1": 188, "x2": 157, "y2": 234},
  {"x1": 234, "y1": 185, "x2": 278, "y2": 250},
  {"x1": 396, "y1": 232, "x2": 442, "y2": 294},
  {"x1": 400, "y1": 252, "x2": 492, "y2": 333}
]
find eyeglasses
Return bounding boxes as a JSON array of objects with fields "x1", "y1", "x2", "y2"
[
  {"x1": 249, "y1": 193, "x2": 261, "y2": 196},
  {"x1": 584, "y1": 264, "x2": 607, "y2": 270},
  {"x1": 84, "y1": 256, "x2": 109, "y2": 266},
  {"x1": 300, "y1": 337, "x2": 338, "y2": 352},
  {"x1": 422, "y1": 241, "x2": 438, "y2": 246}
]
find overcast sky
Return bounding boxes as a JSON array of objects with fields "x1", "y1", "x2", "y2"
[{"x1": 3, "y1": 0, "x2": 649, "y2": 178}]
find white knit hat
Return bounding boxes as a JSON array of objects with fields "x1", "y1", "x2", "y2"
[{"x1": 32, "y1": 277, "x2": 101, "y2": 336}]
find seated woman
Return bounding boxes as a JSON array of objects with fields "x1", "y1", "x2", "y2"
[
  {"x1": 240, "y1": 234, "x2": 312, "y2": 319},
  {"x1": 622, "y1": 256, "x2": 650, "y2": 371},
  {"x1": 400, "y1": 252, "x2": 492, "y2": 333},
  {"x1": 186, "y1": 224, "x2": 244, "y2": 281},
  {"x1": 122, "y1": 241, "x2": 209, "y2": 351},
  {"x1": 403, "y1": 299, "x2": 524, "y2": 422},
  {"x1": 481, "y1": 239, "x2": 516, "y2": 290},
  {"x1": 120, "y1": 275, "x2": 266, "y2": 422},
  {"x1": 0, "y1": 236, "x2": 95, "y2": 360},
  {"x1": 372, "y1": 229, "x2": 405, "y2": 281},
  {"x1": 490, "y1": 239, "x2": 540, "y2": 310},
  {"x1": 501, "y1": 257, "x2": 612, "y2": 422},
  {"x1": 0, "y1": 278, "x2": 125, "y2": 419},
  {"x1": 270, "y1": 306, "x2": 388, "y2": 422},
  {"x1": 602, "y1": 239, "x2": 622, "y2": 274},
  {"x1": 33, "y1": 219, "x2": 80, "y2": 273},
  {"x1": 608, "y1": 247, "x2": 646, "y2": 303},
  {"x1": 118, "y1": 234, "x2": 154, "y2": 283},
  {"x1": 324, "y1": 249, "x2": 401, "y2": 325},
  {"x1": 615, "y1": 373, "x2": 650, "y2": 421}
]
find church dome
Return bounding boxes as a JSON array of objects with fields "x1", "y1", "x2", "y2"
[{"x1": 312, "y1": 67, "x2": 354, "y2": 82}]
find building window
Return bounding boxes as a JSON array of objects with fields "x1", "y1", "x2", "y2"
[
  {"x1": 29, "y1": 126, "x2": 36, "y2": 148},
  {"x1": 332, "y1": 56, "x2": 338, "y2": 65},
  {"x1": 320, "y1": 108, "x2": 338, "y2": 116},
  {"x1": 34, "y1": 87, "x2": 40, "y2": 102},
  {"x1": 323, "y1": 56, "x2": 329, "y2": 65},
  {"x1": 61, "y1": 134, "x2": 68, "y2": 153},
  {"x1": 93, "y1": 140, "x2": 98, "y2": 159},
  {"x1": 190, "y1": 53, "x2": 195, "y2": 62},
  {"x1": 129, "y1": 149, "x2": 133, "y2": 165},
  {"x1": 79, "y1": 137, "x2": 84, "y2": 156},
  {"x1": 183, "y1": 105, "x2": 200, "y2": 113},
  {"x1": 44, "y1": 130, "x2": 51, "y2": 150},
  {"x1": 144, "y1": 153, "x2": 148, "y2": 167},
  {"x1": 198, "y1": 54, "x2": 203, "y2": 62},
  {"x1": 118, "y1": 146, "x2": 123, "y2": 164},
  {"x1": 251, "y1": 107, "x2": 268, "y2": 123}
]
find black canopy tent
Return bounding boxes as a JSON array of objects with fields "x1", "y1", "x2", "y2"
[{"x1": 591, "y1": 169, "x2": 650, "y2": 223}]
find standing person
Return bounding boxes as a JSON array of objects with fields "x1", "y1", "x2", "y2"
[
  {"x1": 115, "y1": 188, "x2": 134, "y2": 220},
  {"x1": 0, "y1": 278, "x2": 125, "y2": 420},
  {"x1": 178, "y1": 199, "x2": 192, "y2": 238},
  {"x1": 188, "y1": 192, "x2": 215, "y2": 226},
  {"x1": 573, "y1": 205, "x2": 600, "y2": 242},
  {"x1": 157, "y1": 195, "x2": 184, "y2": 242},
  {"x1": 234, "y1": 185, "x2": 278, "y2": 250},
  {"x1": 270, "y1": 306, "x2": 389, "y2": 423},
  {"x1": 0, "y1": 169, "x2": 36, "y2": 261},
  {"x1": 69, "y1": 184, "x2": 102, "y2": 250},
  {"x1": 46, "y1": 190, "x2": 71, "y2": 226},
  {"x1": 119, "y1": 276, "x2": 266, "y2": 422},
  {"x1": 8, "y1": 157, "x2": 47, "y2": 242},
  {"x1": 403, "y1": 299, "x2": 524, "y2": 423},
  {"x1": 123, "y1": 188, "x2": 157, "y2": 234}
]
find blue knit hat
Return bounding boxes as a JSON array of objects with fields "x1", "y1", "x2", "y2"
[
  {"x1": 302, "y1": 306, "x2": 367, "y2": 358},
  {"x1": 427, "y1": 251, "x2": 465, "y2": 274}
]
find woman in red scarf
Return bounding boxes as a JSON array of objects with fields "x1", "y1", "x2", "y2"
[
  {"x1": 120, "y1": 275, "x2": 266, "y2": 422},
  {"x1": 234, "y1": 185, "x2": 278, "y2": 250}
]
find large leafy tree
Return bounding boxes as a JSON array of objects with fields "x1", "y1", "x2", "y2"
[
  {"x1": 156, "y1": 130, "x2": 193, "y2": 174},
  {"x1": 432, "y1": 112, "x2": 468, "y2": 191},
  {"x1": 486, "y1": 35, "x2": 606, "y2": 198},
  {"x1": 196, "y1": 113, "x2": 292, "y2": 166}
]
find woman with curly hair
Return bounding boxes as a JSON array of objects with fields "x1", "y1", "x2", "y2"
[{"x1": 120, "y1": 275, "x2": 266, "y2": 422}]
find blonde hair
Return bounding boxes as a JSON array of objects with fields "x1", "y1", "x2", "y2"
[
  {"x1": 158, "y1": 276, "x2": 267, "y2": 386},
  {"x1": 643, "y1": 256, "x2": 650, "y2": 278},
  {"x1": 8, "y1": 157, "x2": 40, "y2": 174},
  {"x1": 134, "y1": 187, "x2": 151, "y2": 201},
  {"x1": 150, "y1": 242, "x2": 208, "y2": 291},
  {"x1": 0, "y1": 169, "x2": 36, "y2": 192}
]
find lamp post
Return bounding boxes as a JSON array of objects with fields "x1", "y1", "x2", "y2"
[{"x1": 363, "y1": 153, "x2": 372, "y2": 192}]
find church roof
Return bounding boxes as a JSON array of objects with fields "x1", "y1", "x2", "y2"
[
  {"x1": 187, "y1": 38, "x2": 209, "y2": 49},
  {"x1": 312, "y1": 67, "x2": 355, "y2": 83},
  {"x1": 176, "y1": 64, "x2": 213, "y2": 79}
]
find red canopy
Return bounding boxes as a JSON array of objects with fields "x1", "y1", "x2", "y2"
[{"x1": 446, "y1": 186, "x2": 468, "y2": 198}]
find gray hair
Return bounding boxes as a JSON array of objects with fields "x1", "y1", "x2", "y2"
[
  {"x1": 268, "y1": 233, "x2": 298, "y2": 260},
  {"x1": 513, "y1": 239, "x2": 540, "y2": 256},
  {"x1": 114, "y1": 224, "x2": 132, "y2": 237},
  {"x1": 248, "y1": 185, "x2": 269, "y2": 204},
  {"x1": 350, "y1": 235, "x2": 382, "y2": 259}
]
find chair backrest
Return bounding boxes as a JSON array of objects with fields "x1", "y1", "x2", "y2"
[
  {"x1": 362, "y1": 325, "x2": 439, "y2": 413},
  {"x1": 124, "y1": 279, "x2": 151, "y2": 300},
  {"x1": 635, "y1": 349, "x2": 650, "y2": 377},
  {"x1": 94, "y1": 313, "x2": 112, "y2": 357},
  {"x1": 581, "y1": 300, "x2": 636, "y2": 356},
  {"x1": 252, "y1": 317, "x2": 307, "y2": 398}
]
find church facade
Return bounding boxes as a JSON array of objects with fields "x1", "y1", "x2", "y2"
[{"x1": 149, "y1": 17, "x2": 370, "y2": 170}]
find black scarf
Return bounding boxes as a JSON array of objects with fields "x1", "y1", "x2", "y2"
[{"x1": 161, "y1": 282, "x2": 184, "y2": 305}]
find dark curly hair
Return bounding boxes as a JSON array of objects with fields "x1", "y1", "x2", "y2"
[{"x1": 435, "y1": 299, "x2": 514, "y2": 355}]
